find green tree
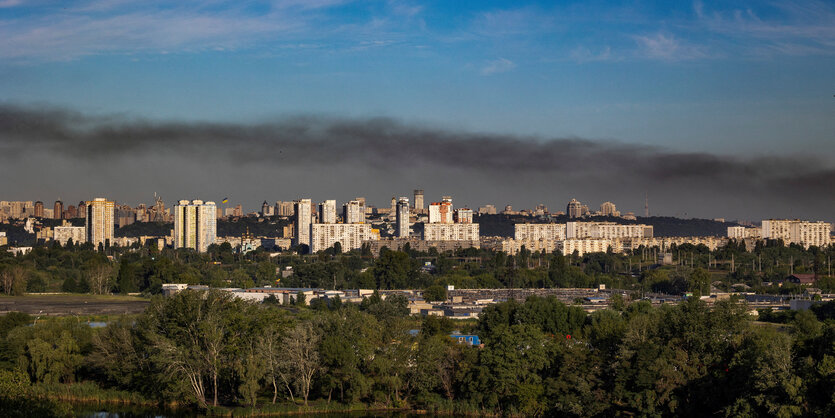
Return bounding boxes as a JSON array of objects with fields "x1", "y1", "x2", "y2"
[{"x1": 423, "y1": 284, "x2": 447, "y2": 302}]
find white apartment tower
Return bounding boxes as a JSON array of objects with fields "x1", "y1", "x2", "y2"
[
  {"x1": 85, "y1": 198, "x2": 115, "y2": 248},
  {"x1": 174, "y1": 200, "x2": 217, "y2": 252},
  {"x1": 319, "y1": 200, "x2": 337, "y2": 224},
  {"x1": 343, "y1": 200, "x2": 365, "y2": 224},
  {"x1": 294, "y1": 199, "x2": 313, "y2": 249},
  {"x1": 428, "y1": 197, "x2": 453, "y2": 224},
  {"x1": 455, "y1": 208, "x2": 474, "y2": 224},
  {"x1": 396, "y1": 197, "x2": 410, "y2": 238},
  {"x1": 413, "y1": 189, "x2": 424, "y2": 211}
]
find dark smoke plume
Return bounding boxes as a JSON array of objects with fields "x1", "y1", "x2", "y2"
[{"x1": 1, "y1": 103, "x2": 833, "y2": 220}]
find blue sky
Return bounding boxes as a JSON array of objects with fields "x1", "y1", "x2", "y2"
[
  {"x1": 1, "y1": 1, "x2": 834, "y2": 218},
  {"x1": 1, "y1": 0, "x2": 833, "y2": 154}
]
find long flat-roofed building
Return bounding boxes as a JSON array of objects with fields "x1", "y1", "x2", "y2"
[
  {"x1": 567, "y1": 221, "x2": 652, "y2": 239},
  {"x1": 727, "y1": 226, "x2": 761, "y2": 240},
  {"x1": 557, "y1": 239, "x2": 613, "y2": 256},
  {"x1": 310, "y1": 223, "x2": 377, "y2": 253},
  {"x1": 762, "y1": 219, "x2": 832, "y2": 248},
  {"x1": 514, "y1": 223, "x2": 567, "y2": 241},
  {"x1": 423, "y1": 223, "x2": 479, "y2": 241}
]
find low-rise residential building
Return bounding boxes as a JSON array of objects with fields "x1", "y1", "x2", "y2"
[
  {"x1": 727, "y1": 226, "x2": 762, "y2": 240},
  {"x1": 557, "y1": 239, "x2": 613, "y2": 256},
  {"x1": 501, "y1": 238, "x2": 559, "y2": 255},
  {"x1": 365, "y1": 238, "x2": 479, "y2": 257},
  {"x1": 54, "y1": 223, "x2": 86, "y2": 245}
]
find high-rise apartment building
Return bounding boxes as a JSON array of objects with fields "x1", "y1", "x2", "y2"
[
  {"x1": 0, "y1": 201, "x2": 33, "y2": 219},
  {"x1": 600, "y1": 201, "x2": 620, "y2": 217},
  {"x1": 319, "y1": 200, "x2": 337, "y2": 224},
  {"x1": 343, "y1": 200, "x2": 365, "y2": 224},
  {"x1": 454, "y1": 208, "x2": 474, "y2": 224},
  {"x1": 396, "y1": 197, "x2": 410, "y2": 238},
  {"x1": 174, "y1": 200, "x2": 217, "y2": 252},
  {"x1": 261, "y1": 201, "x2": 274, "y2": 217},
  {"x1": 275, "y1": 201, "x2": 295, "y2": 217},
  {"x1": 428, "y1": 197, "x2": 453, "y2": 224},
  {"x1": 34, "y1": 201, "x2": 44, "y2": 218},
  {"x1": 294, "y1": 199, "x2": 313, "y2": 249},
  {"x1": 77, "y1": 201, "x2": 87, "y2": 218},
  {"x1": 413, "y1": 189, "x2": 424, "y2": 211},
  {"x1": 116, "y1": 205, "x2": 136, "y2": 228},
  {"x1": 566, "y1": 199, "x2": 585, "y2": 218},
  {"x1": 85, "y1": 198, "x2": 115, "y2": 248},
  {"x1": 54, "y1": 200, "x2": 63, "y2": 220}
]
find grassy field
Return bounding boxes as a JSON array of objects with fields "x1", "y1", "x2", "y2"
[{"x1": 0, "y1": 294, "x2": 150, "y2": 316}]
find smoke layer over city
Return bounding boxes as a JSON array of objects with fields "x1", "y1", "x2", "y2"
[{"x1": 1, "y1": 103, "x2": 832, "y2": 221}]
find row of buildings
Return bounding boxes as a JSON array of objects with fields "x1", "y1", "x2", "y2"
[
  {"x1": 728, "y1": 220, "x2": 831, "y2": 249},
  {"x1": 292, "y1": 195, "x2": 481, "y2": 253}
]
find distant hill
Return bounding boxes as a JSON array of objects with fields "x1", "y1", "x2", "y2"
[
  {"x1": 474, "y1": 214, "x2": 738, "y2": 238},
  {"x1": 114, "y1": 216, "x2": 293, "y2": 238}
]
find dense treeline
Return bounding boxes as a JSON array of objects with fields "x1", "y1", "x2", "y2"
[
  {"x1": 2, "y1": 236, "x2": 835, "y2": 295},
  {"x1": 2, "y1": 293, "x2": 835, "y2": 416}
]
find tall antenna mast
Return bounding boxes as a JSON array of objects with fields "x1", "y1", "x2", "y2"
[{"x1": 644, "y1": 192, "x2": 649, "y2": 217}]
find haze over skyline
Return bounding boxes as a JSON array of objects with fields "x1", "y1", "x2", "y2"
[{"x1": 1, "y1": 1, "x2": 833, "y2": 221}]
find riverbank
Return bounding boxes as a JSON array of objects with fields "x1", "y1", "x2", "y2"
[
  {"x1": 0, "y1": 294, "x2": 149, "y2": 315},
  {"x1": 25, "y1": 382, "x2": 489, "y2": 417}
]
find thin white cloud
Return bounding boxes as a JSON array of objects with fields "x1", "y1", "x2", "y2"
[
  {"x1": 0, "y1": 11, "x2": 300, "y2": 61},
  {"x1": 481, "y1": 57, "x2": 516, "y2": 75},
  {"x1": 634, "y1": 33, "x2": 710, "y2": 61},
  {"x1": 694, "y1": 0, "x2": 835, "y2": 57},
  {"x1": 0, "y1": 1, "x2": 371, "y2": 62},
  {"x1": 471, "y1": 7, "x2": 557, "y2": 37},
  {"x1": 570, "y1": 46, "x2": 613, "y2": 63}
]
